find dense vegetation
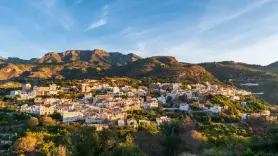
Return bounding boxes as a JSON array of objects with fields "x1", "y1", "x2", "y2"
[{"x1": 0, "y1": 96, "x2": 277, "y2": 156}]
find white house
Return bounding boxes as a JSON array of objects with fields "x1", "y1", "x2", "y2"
[
  {"x1": 237, "y1": 90, "x2": 252, "y2": 96},
  {"x1": 19, "y1": 92, "x2": 29, "y2": 100},
  {"x1": 172, "y1": 83, "x2": 180, "y2": 91},
  {"x1": 118, "y1": 120, "x2": 125, "y2": 127},
  {"x1": 137, "y1": 89, "x2": 146, "y2": 96},
  {"x1": 126, "y1": 92, "x2": 134, "y2": 97},
  {"x1": 179, "y1": 104, "x2": 189, "y2": 111},
  {"x1": 241, "y1": 113, "x2": 248, "y2": 120},
  {"x1": 241, "y1": 101, "x2": 247, "y2": 106},
  {"x1": 49, "y1": 90, "x2": 58, "y2": 95},
  {"x1": 261, "y1": 110, "x2": 270, "y2": 116},
  {"x1": 85, "y1": 113, "x2": 108, "y2": 124},
  {"x1": 20, "y1": 104, "x2": 40, "y2": 115},
  {"x1": 121, "y1": 86, "x2": 130, "y2": 92},
  {"x1": 207, "y1": 85, "x2": 218, "y2": 90},
  {"x1": 156, "y1": 116, "x2": 171, "y2": 126},
  {"x1": 139, "y1": 120, "x2": 151, "y2": 125},
  {"x1": 62, "y1": 111, "x2": 83, "y2": 123},
  {"x1": 230, "y1": 96, "x2": 240, "y2": 101},
  {"x1": 113, "y1": 87, "x2": 120, "y2": 93},
  {"x1": 141, "y1": 98, "x2": 158, "y2": 109},
  {"x1": 210, "y1": 106, "x2": 222, "y2": 113},
  {"x1": 157, "y1": 96, "x2": 166, "y2": 104},
  {"x1": 91, "y1": 85, "x2": 102, "y2": 91},
  {"x1": 194, "y1": 84, "x2": 205, "y2": 90},
  {"x1": 49, "y1": 84, "x2": 57, "y2": 91},
  {"x1": 39, "y1": 105, "x2": 55, "y2": 116}
]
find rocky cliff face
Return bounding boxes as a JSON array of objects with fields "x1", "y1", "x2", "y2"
[{"x1": 33, "y1": 49, "x2": 141, "y2": 67}]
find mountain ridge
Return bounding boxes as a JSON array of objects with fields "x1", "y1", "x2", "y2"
[
  {"x1": 33, "y1": 49, "x2": 141, "y2": 67},
  {"x1": 0, "y1": 52, "x2": 219, "y2": 84}
]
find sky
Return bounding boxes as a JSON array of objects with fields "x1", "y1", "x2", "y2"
[{"x1": 0, "y1": 0, "x2": 278, "y2": 65}]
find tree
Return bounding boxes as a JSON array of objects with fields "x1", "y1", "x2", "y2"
[
  {"x1": 72, "y1": 127, "x2": 101, "y2": 156},
  {"x1": 100, "y1": 147, "x2": 146, "y2": 156},
  {"x1": 42, "y1": 116, "x2": 54, "y2": 126},
  {"x1": 139, "y1": 123, "x2": 160, "y2": 135},
  {"x1": 119, "y1": 134, "x2": 134, "y2": 148},
  {"x1": 40, "y1": 141, "x2": 58, "y2": 156},
  {"x1": 0, "y1": 101, "x2": 5, "y2": 108},
  {"x1": 50, "y1": 111, "x2": 62, "y2": 120},
  {"x1": 200, "y1": 116, "x2": 211, "y2": 124},
  {"x1": 58, "y1": 129, "x2": 72, "y2": 147},
  {"x1": 164, "y1": 132, "x2": 181, "y2": 155},
  {"x1": 12, "y1": 136, "x2": 37, "y2": 154},
  {"x1": 26, "y1": 117, "x2": 39, "y2": 127},
  {"x1": 99, "y1": 128, "x2": 119, "y2": 149}
]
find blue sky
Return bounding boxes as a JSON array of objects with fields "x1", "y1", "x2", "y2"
[{"x1": 0, "y1": 0, "x2": 278, "y2": 65}]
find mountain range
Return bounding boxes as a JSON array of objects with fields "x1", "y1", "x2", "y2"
[
  {"x1": 0, "y1": 49, "x2": 217, "y2": 81},
  {"x1": 1, "y1": 49, "x2": 278, "y2": 104},
  {"x1": 0, "y1": 49, "x2": 141, "y2": 66}
]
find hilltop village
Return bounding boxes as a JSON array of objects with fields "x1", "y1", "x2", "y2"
[{"x1": 8, "y1": 79, "x2": 272, "y2": 126}]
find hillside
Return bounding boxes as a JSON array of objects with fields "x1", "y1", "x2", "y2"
[
  {"x1": 109, "y1": 56, "x2": 219, "y2": 83},
  {"x1": 199, "y1": 61, "x2": 278, "y2": 104},
  {"x1": 0, "y1": 64, "x2": 33, "y2": 80},
  {"x1": 224, "y1": 61, "x2": 278, "y2": 74},
  {"x1": 264, "y1": 61, "x2": 278, "y2": 73},
  {"x1": 0, "y1": 56, "x2": 5, "y2": 61},
  {"x1": 200, "y1": 61, "x2": 278, "y2": 81}
]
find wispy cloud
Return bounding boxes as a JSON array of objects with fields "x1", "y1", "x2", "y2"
[
  {"x1": 28, "y1": 0, "x2": 75, "y2": 31},
  {"x1": 86, "y1": 19, "x2": 107, "y2": 31},
  {"x1": 86, "y1": 5, "x2": 109, "y2": 31},
  {"x1": 199, "y1": 0, "x2": 272, "y2": 32}
]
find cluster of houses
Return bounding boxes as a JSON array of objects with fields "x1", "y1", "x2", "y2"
[
  {"x1": 10, "y1": 80, "x2": 274, "y2": 128},
  {"x1": 10, "y1": 84, "x2": 59, "y2": 100}
]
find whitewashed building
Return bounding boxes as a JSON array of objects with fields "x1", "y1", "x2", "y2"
[
  {"x1": 157, "y1": 96, "x2": 166, "y2": 104},
  {"x1": 179, "y1": 104, "x2": 189, "y2": 111},
  {"x1": 62, "y1": 111, "x2": 83, "y2": 123},
  {"x1": 118, "y1": 120, "x2": 125, "y2": 127}
]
